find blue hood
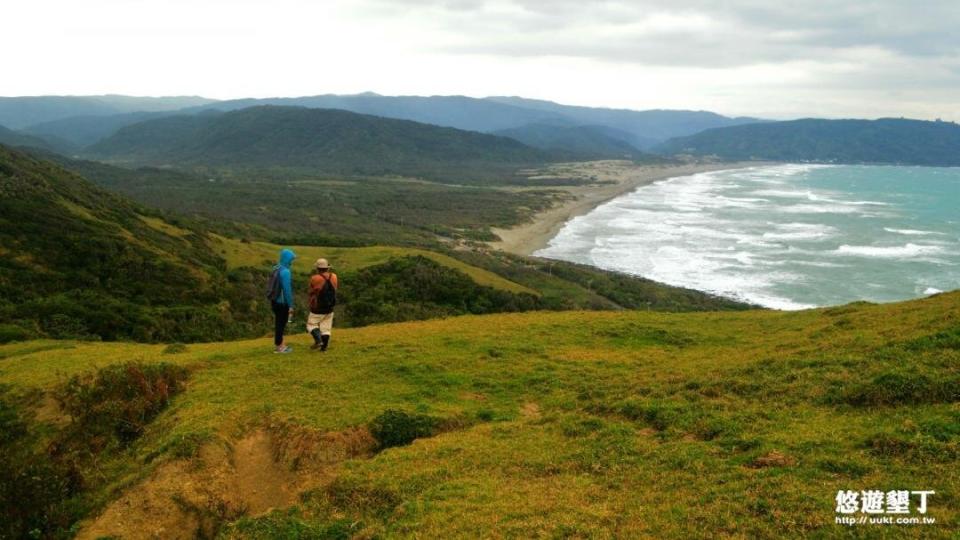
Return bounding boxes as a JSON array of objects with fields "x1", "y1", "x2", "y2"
[{"x1": 278, "y1": 248, "x2": 296, "y2": 268}]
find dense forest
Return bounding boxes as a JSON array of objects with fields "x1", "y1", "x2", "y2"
[{"x1": 39, "y1": 150, "x2": 563, "y2": 245}]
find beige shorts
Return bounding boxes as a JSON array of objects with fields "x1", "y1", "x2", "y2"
[{"x1": 306, "y1": 312, "x2": 334, "y2": 335}]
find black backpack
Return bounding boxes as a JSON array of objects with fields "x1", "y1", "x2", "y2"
[
  {"x1": 265, "y1": 268, "x2": 283, "y2": 302},
  {"x1": 310, "y1": 275, "x2": 337, "y2": 314}
]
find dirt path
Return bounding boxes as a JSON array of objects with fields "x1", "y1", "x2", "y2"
[{"x1": 76, "y1": 426, "x2": 376, "y2": 540}]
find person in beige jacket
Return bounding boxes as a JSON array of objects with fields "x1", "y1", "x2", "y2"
[{"x1": 306, "y1": 258, "x2": 338, "y2": 352}]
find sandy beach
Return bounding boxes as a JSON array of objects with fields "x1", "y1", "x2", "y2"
[{"x1": 489, "y1": 160, "x2": 763, "y2": 255}]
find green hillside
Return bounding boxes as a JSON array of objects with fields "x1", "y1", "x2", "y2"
[
  {"x1": 1, "y1": 292, "x2": 957, "y2": 538},
  {"x1": 1, "y1": 145, "x2": 534, "y2": 341},
  {"x1": 492, "y1": 123, "x2": 646, "y2": 159},
  {"x1": 86, "y1": 106, "x2": 555, "y2": 177},
  {"x1": 656, "y1": 118, "x2": 960, "y2": 166},
  {"x1": 209, "y1": 235, "x2": 537, "y2": 296},
  {"x1": 0, "y1": 144, "x2": 268, "y2": 343},
  {"x1": 0, "y1": 124, "x2": 67, "y2": 153},
  {"x1": 2, "y1": 146, "x2": 744, "y2": 343},
  {"x1": 21, "y1": 111, "x2": 169, "y2": 148}
]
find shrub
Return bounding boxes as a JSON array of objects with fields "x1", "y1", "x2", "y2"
[
  {"x1": 55, "y1": 361, "x2": 189, "y2": 444},
  {"x1": 339, "y1": 256, "x2": 542, "y2": 327},
  {"x1": 863, "y1": 432, "x2": 959, "y2": 462},
  {"x1": 0, "y1": 394, "x2": 77, "y2": 539},
  {"x1": 325, "y1": 476, "x2": 402, "y2": 517},
  {"x1": 904, "y1": 326, "x2": 960, "y2": 351},
  {"x1": 0, "y1": 323, "x2": 29, "y2": 344},
  {"x1": 835, "y1": 372, "x2": 960, "y2": 407},
  {"x1": 0, "y1": 392, "x2": 27, "y2": 444},
  {"x1": 367, "y1": 409, "x2": 438, "y2": 450},
  {"x1": 162, "y1": 342, "x2": 189, "y2": 354}
]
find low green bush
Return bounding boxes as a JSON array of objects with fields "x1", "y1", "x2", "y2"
[
  {"x1": 834, "y1": 372, "x2": 960, "y2": 407},
  {"x1": 55, "y1": 361, "x2": 189, "y2": 444},
  {"x1": 162, "y1": 343, "x2": 189, "y2": 354},
  {"x1": 904, "y1": 326, "x2": 960, "y2": 351},
  {"x1": 367, "y1": 409, "x2": 438, "y2": 450},
  {"x1": 0, "y1": 323, "x2": 29, "y2": 344},
  {"x1": 0, "y1": 393, "x2": 77, "y2": 539}
]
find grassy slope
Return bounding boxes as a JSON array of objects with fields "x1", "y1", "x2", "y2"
[
  {"x1": 2, "y1": 292, "x2": 958, "y2": 537},
  {"x1": 208, "y1": 235, "x2": 537, "y2": 296}
]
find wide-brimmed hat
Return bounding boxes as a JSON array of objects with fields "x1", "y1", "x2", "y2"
[{"x1": 315, "y1": 258, "x2": 330, "y2": 270}]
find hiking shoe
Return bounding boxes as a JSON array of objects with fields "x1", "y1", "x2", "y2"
[
  {"x1": 274, "y1": 345, "x2": 293, "y2": 354},
  {"x1": 310, "y1": 343, "x2": 321, "y2": 351}
]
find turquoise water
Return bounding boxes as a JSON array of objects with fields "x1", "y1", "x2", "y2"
[{"x1": 536, "y1": 164, "x2": 960, "y2": 309}]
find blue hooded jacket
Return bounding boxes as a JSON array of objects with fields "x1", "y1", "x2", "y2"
[{"x1": 274, "y1": 248, "x2": 296, "y2": 307}]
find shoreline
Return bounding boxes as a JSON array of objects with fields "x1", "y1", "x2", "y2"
[{"x1": 489, "y1": 160, "x2": 767, "y2": 256}]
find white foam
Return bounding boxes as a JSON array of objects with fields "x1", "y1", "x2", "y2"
[
  {"x1": 884, "y1": 227, "x2": 943, "y2": 236},
  {"x1": 924, "y1": 287, "x2": 943, "y2": 295},
  {"x1": 762, "y1": 230, "x2": 833, "y2": 241},
  {"x1": 536, "y1": 163, "x2": 959, "y2": 311},
  {"x1": 833, "y1": 243, "x2": 945, "y2": 258},
  {"x1": 751, "y1": 189, "x2": 813, "y2": 199},
  {"x1": 781, "y1": 203, "x2": 868, "y2": 215},
  {"x1": 753, "y1": 188, "x2": 887, "y2": 208}
]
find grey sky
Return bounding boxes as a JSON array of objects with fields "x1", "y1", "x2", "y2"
[{"x1": 4, "y1": 0, "x2": 959, "y2": 120}]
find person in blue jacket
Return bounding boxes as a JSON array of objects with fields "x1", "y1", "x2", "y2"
[{"x1": 269, "y1": 248, "x2": 296, "y2": 353}]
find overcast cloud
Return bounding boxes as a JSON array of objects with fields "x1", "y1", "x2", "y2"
[{"x1": 3, "y1": 0, "x2": 959, "y2": 120}]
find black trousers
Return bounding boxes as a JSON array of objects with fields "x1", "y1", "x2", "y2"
[{"x1": 271, "y1": 301, "x2": 289, "y2": 346}]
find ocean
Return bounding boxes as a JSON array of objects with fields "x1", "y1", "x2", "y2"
[{"x1": 535, "y1": 164, "x2": 960, "y2": 309}]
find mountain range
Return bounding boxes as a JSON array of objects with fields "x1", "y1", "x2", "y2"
[
  {"x1": 0, "y1": 93, "x2": 763, "y2": 156},
  {"x1": 5, "y1": 93, "x2": 960, "y2": 168},
  {"x1": 86, "y1": 105, "x2": 554, "y2": 175},
  {"x1": 0, "y1": 95, "x2": 214, "y2": 130}
]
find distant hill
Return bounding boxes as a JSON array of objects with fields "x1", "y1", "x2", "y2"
[
  {"x1": 188, "y1": 93, "x2": 765, "y2": 146},
  {"x1": 86, "y1": 105, "x2": 555, "y2": 173},
  {"x1": 656, "y1": 118, "x2": 960, "y2": 166},
  {"x1": 12, "y1": 95, "x2": 570, "y2": 148},
  {"x1": 4, "y1": 93, "x2": 768, "y2": 149},
  {"x1": 485, "y1": 96, "x2": 765, "y2": 147},
  {"x1": 0, "y1": 124, "x2": 66, "y2": 152},
  {"x1": 20, "y1": 110, "x2": 171, "y2": 148},
  {"x1": 0, "y1": 95, "x2": 215, "y2": 129},
  {"x1": 493, "y1": 123, "x2": 645, "y2": 158},
  {"x1": 184, "y1": 93, "x2": 570, "y2": 133}
]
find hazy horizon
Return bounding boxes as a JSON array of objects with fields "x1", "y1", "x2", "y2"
[
  {"x1": 3, "y1": 91, "x2": 959, "y2": 124},
  {"x1": 5, "y1": 1, "x2": 960, "y2": 122}
]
